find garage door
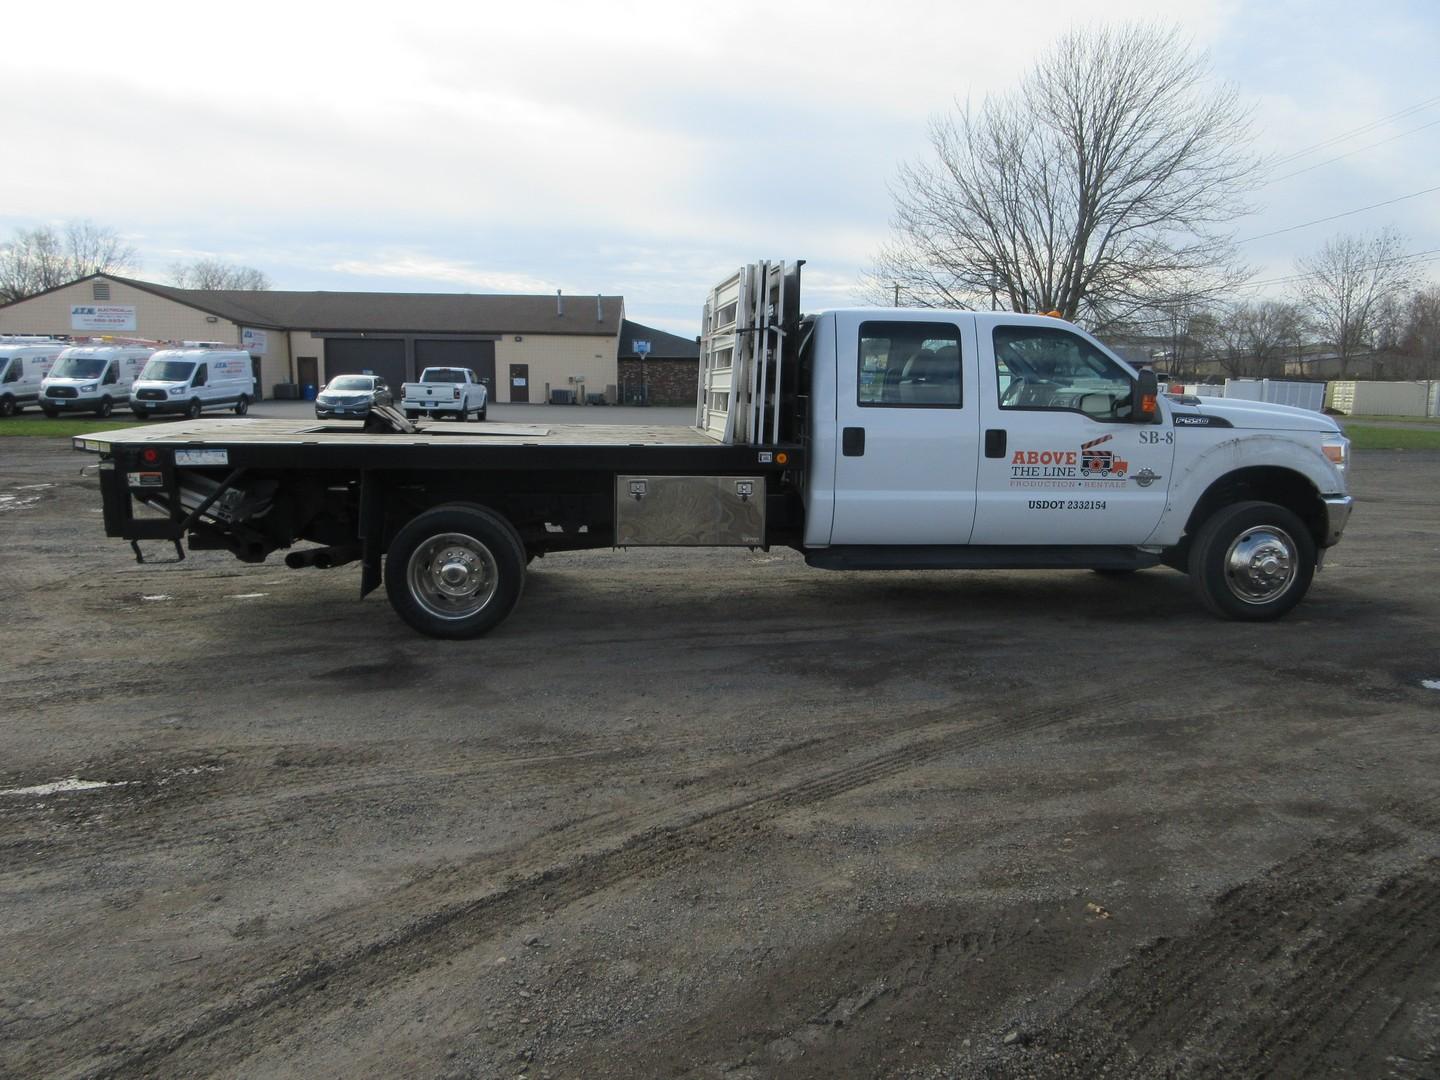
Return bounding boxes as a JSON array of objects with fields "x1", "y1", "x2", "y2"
[
  {"x1": 324, "y1": 339, "x2": 407, "y2": 397},
  {"x1": 415, "y1": 339, "x2": 496, "y2": 401}
]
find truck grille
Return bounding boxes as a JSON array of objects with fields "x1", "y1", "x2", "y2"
[
  {"x1": 136, "y1": 388, "x2": 166, "y2": 401},
  {"x1": 47, "y1": 385, "x2": 78, "y2": 398}
]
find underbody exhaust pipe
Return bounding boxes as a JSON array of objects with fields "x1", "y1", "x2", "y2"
[{"x1": 285, "y1": 545, "x2": 360, "y2": 570}]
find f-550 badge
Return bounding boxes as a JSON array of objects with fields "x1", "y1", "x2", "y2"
[{"x1": 1132, "y1": 467, "x2": 1163, "y2": 488}]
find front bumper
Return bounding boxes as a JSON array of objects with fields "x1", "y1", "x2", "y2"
[
  {"x1": 1321, "y1": 494, "x2": 1354, "y2": 547},
  {"x1": 44, "y1": 396, "x2": 107, "y2": 410},
  {"x1": 315, "y1": 401, "x2": 375, "y2": 418},
  {"x1": 133, "y1": 399, "x2": 188, "y2": 414}
]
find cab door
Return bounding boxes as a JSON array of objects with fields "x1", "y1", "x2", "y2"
[
  {"x1": 829, "y1": 313, "x2": 980, "y2": 544},
  {"x1": 971, "y1": 318, "x2": 1175, "y2": 545}
]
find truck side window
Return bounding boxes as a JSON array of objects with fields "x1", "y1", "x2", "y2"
[
  {"x1": 3, "y1": 360, "x2": 19, "y2": 382},
  {"x1": 858, "y1": 321, "x2": 962, "y2": 408},
  {"x1": 994, "y1": 325, "x2": 1133, "y2": 421},
  {"x1": 192, "y1": 364, "x2": 208, "y2": 387},
  {"x1": 103, "y1": 364, "x2": 118, "y2": 385}
]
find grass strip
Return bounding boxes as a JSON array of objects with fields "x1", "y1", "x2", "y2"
[{"x1": 1345, "y1": 425, "x2": 1440, "y2": 451}]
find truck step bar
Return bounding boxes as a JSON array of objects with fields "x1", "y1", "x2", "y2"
[{"x1": 804, "y1": 546, "x2": 1163, "y2": 572}]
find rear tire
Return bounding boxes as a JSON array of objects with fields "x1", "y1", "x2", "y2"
[
  {"x1": 384, "y1": 504, "x2": 526, "y2": 639},
  {"x1": 186, "y1": 398, "x2": 202, "y2": 420},
  {"x1": 478, "y1": 405, "x2": 487, "y2": 421},
  {"x1": 234, "y1": 395, "x2": 250, "y2": 416},
  {"x1": 404, "y1": 409, "x2": 419, "y2": 420},
  {"x1": 1188, "y1": 500, "x2": 1315, "y2": 621}
]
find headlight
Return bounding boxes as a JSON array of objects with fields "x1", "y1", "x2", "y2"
[
  {"x1": 80, "y1": 383, "x2": 97, "y2": 393},
  {"x1": 1322, "y1": 438, "x2": 1349, "y2": 472},
  {"x1": 169, "y1": 386, "x2": 186, "y2": 396}
]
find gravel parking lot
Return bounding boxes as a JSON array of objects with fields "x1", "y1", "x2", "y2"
[{"x1": 2, "y1": 435, "x2": 1438, "y2": 1079}]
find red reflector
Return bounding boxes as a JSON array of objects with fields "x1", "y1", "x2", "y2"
[{"x1": 141, "y1": 448, "x2": 160, "y2": 465}]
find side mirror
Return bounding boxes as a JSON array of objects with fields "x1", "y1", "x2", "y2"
[{"x1": 1133, "y1": 370, "x2": 1159, "y2": 424}]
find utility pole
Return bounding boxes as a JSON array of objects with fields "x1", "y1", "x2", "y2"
[{"x1": 893, "y1": 282, "x2": 900, "y2": 307}]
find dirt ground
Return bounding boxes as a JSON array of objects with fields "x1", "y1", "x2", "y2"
[{"x1": 2, "y1": 435, "x2": 1438, "y2": 1080}]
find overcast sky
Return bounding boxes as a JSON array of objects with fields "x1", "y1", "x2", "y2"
[{"x1": 6, "y1": 0, "x2": 1438, "y2": 335}]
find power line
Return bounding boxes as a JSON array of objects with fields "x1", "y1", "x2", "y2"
[
  {"x1": 1237, "y1": 247, "x2": 1440, "y2": 291},
  {"x1": 1267, "y1": 94, "x2": 1440, "y2": 169},
  {"x1": 1236, "y1": 185, "x2": 1440, "y2": 244},
  {"x1": 1266, "y1": 117, "x2": 1440, "y2": 184},
  {"x1": 1235, "y1": 255, "x2": 1440, "y2": 297}
]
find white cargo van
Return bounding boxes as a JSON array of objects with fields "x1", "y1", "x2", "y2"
[
  {"x1": 0, "y1": 337, "x2": 64, "y2": 416},
  {"x1": 42, "y1": 345, "x2": 154, "y2": 417},
  {"x1": 131, "y1": 347, "x2": 256, "y2": 419}
]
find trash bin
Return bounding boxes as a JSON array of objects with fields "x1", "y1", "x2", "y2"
[{"x1": 302, "y1": 383, "x2": 317, "y2": 401}]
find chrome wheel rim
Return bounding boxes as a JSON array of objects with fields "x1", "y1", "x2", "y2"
[
  {"x1": 1224, "y1": 525, "x2": 1298, "y2": 605},
  {"x1": 406, "y1": 532, "x2": 499, "y2": 621}
]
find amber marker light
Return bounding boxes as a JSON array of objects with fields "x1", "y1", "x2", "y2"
[{"x1": 775, "y1": 452, "x2": 789, "y2": 465}]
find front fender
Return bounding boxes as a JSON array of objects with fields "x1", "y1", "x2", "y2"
[{"x1": 1146, "y1": 434, "x2": 1346, "y2": 547}]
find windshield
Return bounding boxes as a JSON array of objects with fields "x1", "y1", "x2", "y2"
[
  {"x1": 421, "y1": 369, "x2": 466, "y2": 383},
  {"x1": 328, "y1": 376, "x2": 375, "y2": 391},
  {"x1": 51, "y1": 355, "x2": 108, "y2": 379},
  {"x1": 141, "y1": 359, "x2": 196, "y2": 382}
]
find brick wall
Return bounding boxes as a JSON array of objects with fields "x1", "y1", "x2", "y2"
[{"x1": 619, "y1": 358, "x2": 697, "y2": 406}]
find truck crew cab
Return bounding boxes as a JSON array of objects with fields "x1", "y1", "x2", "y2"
[{"x1": 74, "y1": 261, "x2": 1352, "y2": 638}]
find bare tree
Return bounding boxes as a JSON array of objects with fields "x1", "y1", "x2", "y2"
[
  {"x1": 1216, "y1": 300, "x2": 1301, "y2": 377},
  {"x1": 169, "y1": 259, "x2": 271, "y2": 291},
  {"x1": 1396, "y1": 286, "x2": 1440, "y2": 379},
  {"x1": 866, "y1": 24, "x2": 1257, "y2": 332},
  {"x1": 1295, "y1": 229, "x2": 1417, "y2": 377},
  {"x1": 0, "y1": 221, "x2": 139, "y2": 303}
]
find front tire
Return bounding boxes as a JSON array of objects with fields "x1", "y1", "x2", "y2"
[
  {"x1": 42, "y1": 408, "x2": 59, "y2": 419},
  {"x1": 0, "y1": 395, "x2": 15, "y2": 417},
  {"x1": 384, "y1": 504, "x2": 526, "y2": 639},
  {"x1": 131, "y1": 408, "x2": 149, "y2": 419},
  {"x1": 96, "y1": 397, "x2": 114, "y2": 418},
  {"x1": 478, "y1": 405, "x2": 487, "y2": 421},
  {"x1": 404, "y1": 409, "x2": 419, "y2": 420},
  {"x1": 186, "y1": 398, "x2": 203, "y2": 420},
  {"x1": 1188, "y1": 501, "x2": 1315, "y2": 621}
]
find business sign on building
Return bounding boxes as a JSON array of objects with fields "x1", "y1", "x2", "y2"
[
  {"x1": 241, "y1": 328, "x2": 268, "y2": 354},
  {"x1": 70, "y1": 304, "x2": 137, "y2": 332}
]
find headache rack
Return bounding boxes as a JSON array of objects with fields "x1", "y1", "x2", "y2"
[{"x1": 696, "y1": 260, "x2": 803, "y2": 445}]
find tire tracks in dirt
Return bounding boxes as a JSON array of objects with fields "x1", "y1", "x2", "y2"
[
  {"x1": 1001, "y1": 797, "x2": 1440, "y2": 1078},
  {"x1": 44, "y1": 683, "x2": 1153, "y2": 1079}
]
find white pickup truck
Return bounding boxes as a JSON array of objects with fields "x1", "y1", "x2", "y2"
[
  {"x1": 401, "y1": 367, "x2": 488, "y2": 421},
  {"x1": 75, "y1": 260, "x2": 1352, "y2": 638}
]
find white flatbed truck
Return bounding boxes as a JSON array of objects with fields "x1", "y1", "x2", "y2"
[{"x1": 74, "y1": 261, "x2": 1353, "y2": 638}]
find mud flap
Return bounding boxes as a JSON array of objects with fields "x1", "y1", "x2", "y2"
[{"x1": 358, "y1": 471, "x2": 385, "y2": 598}]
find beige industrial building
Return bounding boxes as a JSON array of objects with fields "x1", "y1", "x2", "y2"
[{"x1": 0, "y1": 273, "x2": 626, "y2": 403}]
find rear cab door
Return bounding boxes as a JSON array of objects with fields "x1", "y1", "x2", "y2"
[
  {"x1": 972, "y1": 315, "x2": 1175, "y2": 544},
  {"x1": 823, "y1": 311, "x2": 980, "y2": 544}
]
